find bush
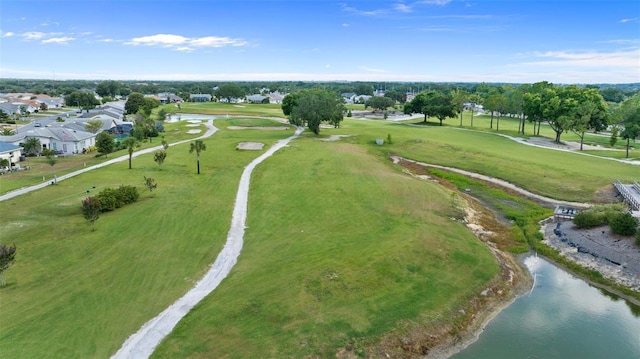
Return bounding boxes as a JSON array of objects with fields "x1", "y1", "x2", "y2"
[
  {"x1": 94, "y1": 186, "x2": 139, "y2": 212},
  {"x1": 572, "y1": 211, "x2": 605, "y2": 228},
  {"x1": 609, "y1": 212, "x2": 639, "y2": 236}
]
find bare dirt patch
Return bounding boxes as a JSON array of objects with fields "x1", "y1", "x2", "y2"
[
  {"x1": 236, "y1": 142, "x2": 265, "y2": 150},
  {"x1": 321, "y1": 134, "x2": 353, "y2": 142}
]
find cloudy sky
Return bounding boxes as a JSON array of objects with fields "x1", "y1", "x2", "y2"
[{"x1": 1, "y1": 0, "x2": 638, "y2": 84}]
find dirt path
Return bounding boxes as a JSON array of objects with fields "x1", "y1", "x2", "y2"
[
  {"x1": 110, "y1": 127, "x2": 305, "y2": 359},
  {"x1": 0, "y1": 120, "x2": 219, "y2": 202}
]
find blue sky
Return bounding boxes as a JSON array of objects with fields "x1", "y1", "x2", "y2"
[{"x1": 1, "y1": 0, "x2": 638, "y2": 84}]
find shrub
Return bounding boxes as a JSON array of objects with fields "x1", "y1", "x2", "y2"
[
  {"x1": 609, "y1": 212, "x2": 639, "y2": 236},
  {"x1": 573, "y1": 211, "x2": 606, "y2": 228},
  {"x1": 117, "y1": 185, "x2": 139, "y2": 204},
  {"x1": 94, "y1": 186, "x2": 139, "y2": 212}
]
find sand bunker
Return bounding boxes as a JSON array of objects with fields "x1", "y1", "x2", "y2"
[
  {"x1": 187, "y1": 129, "x2": 202, "y2": 134},
  {"x1": 236, "y1": 142, "x2": 265, "y2": 150},
  {"x1": 228, "y1": 126, "x2": 290, "y2": 130},
  {"x1": 321, "y1": 134, "x2": 353, "y2": 141},
  {"x1": 186, "y1": 124, "x2": 201, "y2": 127}
]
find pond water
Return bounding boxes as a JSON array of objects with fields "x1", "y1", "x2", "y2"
[
  {"x1": 166, "y1": 114, "x2": 218, "y2": 123},
  {"x1": 452, "y1": 255, "x2": 640, "y2": 359}
]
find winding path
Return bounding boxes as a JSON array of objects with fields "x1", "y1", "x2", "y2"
[{"x1": 111, "y1": 126, "x2": 304, "y2": 359}]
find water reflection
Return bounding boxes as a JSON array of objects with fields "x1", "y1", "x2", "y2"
[{"x1": 452, "y1": 255, "x2": 640, "y2": 358}]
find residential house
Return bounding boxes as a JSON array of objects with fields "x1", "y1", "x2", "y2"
[
  {"x1": 268, "y1": 91, "x2": 286, "y2": 104},
  {"x1": 5, "y1": 127, "x2": 97, "y2": 156},
  {"x1": 246, "y1": 94, "x2": 268, "y2": 104},
  {"x1": 0, "y1": 142, "x2": 22, "y2": 169},
  {"x1": 157, "y1": 92, "x2": 183, "y2": 104},
  {"x1": 189, "y1": 94, "x2": 212, "y2": 102},
  {"x1": 341, "y1": 93, "x2": 357, "y2": 104}
]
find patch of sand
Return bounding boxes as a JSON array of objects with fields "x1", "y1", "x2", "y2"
[
  {"x1": 321, "y1": 134, "x2": 353, "y2": 142},
  {"x1": 227, "y1": 126, "x2": 290, "y2": 130},
  {"x1": 236, "y1": 142, "x2": 264, "y2": 150},
  {"x1": 186, "y1": 129, "x2": 202, "y2": 134},
  {"x1": 186, "y1": 124, "x2": 201, "y2": 127}
]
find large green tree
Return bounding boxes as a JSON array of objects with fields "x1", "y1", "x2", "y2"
[
  {"x1": 451, "y1": 88, "x2": 469, "y2": 126},
  {"x1": 422, "y1": 90, "x2": 457, "y2": 126},
  {"x1": 281, "y1": 92, "x2": 299, "y2": 116},
  {"x1": 125, "y1": 92, "x2": 146, "y2": 115},
  {"x1": 289, "y1": 89, "x2": 345, "y2": 134},
  {"x1": 96, "y1": 80, "x2": 123, "y2": 98},
  {"x1": 95, "y1": 131, "x2": 115, "y2": 157},
  {"x1": 616, "y1": 95, "x2": 640, "y2": 158},
  {"x1": 569, "y1": 88, "x2": 610, "y2": 150},
  {"x1": 405, "y1": 92, "x2": 430, "y2": 123},
  {"x1": 189, "y1": 139, "x2": 207, "y2": 174},
  {"x1": 216, "y1": 84, "x2": 245, "y2": 103},
  {"x1": 65, "y1": 91, "x2": 100, "y2": 112},
  {"x1": 365, "y1": 96, "x2": 395, "y2": 113}
]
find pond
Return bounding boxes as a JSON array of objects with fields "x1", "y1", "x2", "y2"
[{"x1": 452, "y1": 255, "x2": 640, "y2": 358}]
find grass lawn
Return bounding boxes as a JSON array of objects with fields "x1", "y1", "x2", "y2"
[
  {"x1": 1, "y1": 107, "x2": 637, "y2": 358},
  {"x1": 159, "y1": 102, "x2": 285, "y2": 117},
  {"x1": 0, "y1": 119, "x2": 292, "y2": 358},
  {"x1": 153, "y1": 136, "x2": 498, "y2": 358}
]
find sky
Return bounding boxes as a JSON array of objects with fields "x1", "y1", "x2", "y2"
[{"x1": 0, "y1": 0, "x2": 639, "y2": 84}]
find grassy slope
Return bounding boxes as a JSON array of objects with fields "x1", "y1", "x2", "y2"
[{"x1": 153, "y1": 137, "x2": 497, "y2": 358}]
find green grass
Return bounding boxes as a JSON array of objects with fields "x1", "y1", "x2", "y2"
[
  {"x1": 153, "y1": 138, "x2": 498, "y2": 358},
  {"x1": 159, "y1": 101, "x2": 285, "y2": 117},
  {"x1": 1, "y1": 105, "x2": 638, "y2": 358},
  {"x1": 0, "y1": 122, "x2": 292, "y2": 358}
]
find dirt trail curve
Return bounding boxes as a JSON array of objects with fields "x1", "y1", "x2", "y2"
[
  {"x1": 111, "y1": 126, "x2": 305, "y2": 359},
  {"x1": 0, "y1": 120, "x2": 218, "y2": 202}
]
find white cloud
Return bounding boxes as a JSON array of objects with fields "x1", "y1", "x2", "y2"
[
  {"x1": 620, "y1": 17, "x2": 639, "y2": 23},
  {"x1": 342, "y1": 23, "x2": 350, "y2": 27},
  {"x1": 42, "y1": 37, "x2": 75, "y2": 44},
  {"x1": 1, "y1": 31, "x2": 15, "y2": 37},
  {"x1": 418, "y1": 0, "x2": 452, "y2": 5},
  {"x1": 521, "y1": 49, "x2": 640, "y2": 68},
  {"x1": 394, "y1": 3, "x2": 412, "y2": 13},
  {"x1": 22, "y1": 31, "x2": 47, "y2": 40},
  {"x1": 125, "y1": 33, "x2": 247, "y2": 50}
]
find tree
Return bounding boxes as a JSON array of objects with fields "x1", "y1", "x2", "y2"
[
  {"x1": 451, "y1": 89, "x2": 468, "y2": 126},
  {"x1": 483, "y1": 89, "x2": 507, "y2": 130},
  {"x1": 65, "y1": 90, "x2": 99, "y2": 111},
  {"x1": 281, "y1": 92, "x2": 298, "y2": 116},
  {"x1": 467, "y1": 93, "x2": 482, "y2": 127},
  {"x1": 365, "y1": 96, "x2": 395, "y2": 113},
  {"x1": 289, "y1": 89, "x2": 345, "y2": 134},
  {"x1": 144, "y1": 176, "x2": 158, "y2": 192},
  {"x1": 140, "y1": 97, "x2": 160, "y2": 118},
  {"x1": 616, "y1": 95, "x2": 640, "y2": 158},
  {"x1": 0, "y1": 243, "x2": 17, "y2": 286},
  {"x1": 422, "y1": 91, "x2": 456, "y2": 126},
  {"x1": 125, "y1": 92, "x2": 146, "y2": 115},
  {"x1": 355, "y1": 83, "x2": 374, "y2": 96},
  {"x1": 22, "y1": 137, "x2": 41, "y2": 156},
  {"x1": 96, "y1": 80, "x2": 122, "y2": 97},
  {"x1": 81, "y1": 197, "x2": 101, "y2": 231},
  {"x1": 569, "y1": 89, "x2": 609, "y2": 150},
  {"x1": 609, "y1": 212, "x2": 639, "y2": 236},
  {"x1": 96, "y1": 131, "x2": 115, "y2": 157},
  {"x1": 84, "y1": 120, "x2": 104, "y2": 134},
  {"x1": 216, "y1": 83, "x2": 245, "y2": 103},
  {"x1": 42, "y1": 149, "x2": 57, "y2": 166},
  {"x1": 1, "y1": 128, "x2": 13, "y2": 136},
  {"x1": 384, "y1": 90, "x2": 406, "y2": 104},
  {"x1": 406, "y1": 92, "x2": 430, "y2": 123},
  {"x1": 39, "y1": 102, "x2": 48, "y2": 112},
  {"x1": 154, "y1": 150, "x2": 167, "y2": 167},
  {"x1": 189, "y1": 139, "x2": 207, "y2": 174},
  {"x1": 122, "y1": 137, "x2": 140, "y2": 169}
]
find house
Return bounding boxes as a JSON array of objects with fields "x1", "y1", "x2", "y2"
[
  {"x1": 5, "y1": 127, "x2": 97, "y2": 156},
  {"x1": 246, "y1": 94, "x2": 268, "y2": 104},
  {"x1": 189, "y1": 94, "x2": 212, "y2": 102},
  {"x1": 268, "y1": 91, "x2": 286, "y2": 104},
  {"x1": 354, "y1": 95, "x2": 371, "y2": 104},
  {"x1": 157, "y1": 92, "x2": 183, "y2": 104},
  {"x1": 0, "y1": 142, "x2": 22, "y2": 169},
  {"x1": 341, "y1": 93, "x2": 357, "y2": 103}
]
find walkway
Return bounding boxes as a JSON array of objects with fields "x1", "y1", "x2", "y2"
[{"x1": 111, "y1": 127, "x2": 304, "y2": 359}]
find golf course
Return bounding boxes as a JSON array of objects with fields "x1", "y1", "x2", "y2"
[{"x1": 1, "y1": 103, "x2": 638, "y2": 358}]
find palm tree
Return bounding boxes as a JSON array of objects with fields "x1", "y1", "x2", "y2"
[
  {"x1": 22, "y1": 137, "x2": 42, "y2": 156},
  {"x1": 189, "y1": 139, "x2": 206, "y2": 174},
  {"x1": 122, "y1": 137, "x2": 139, "y2": 169}
]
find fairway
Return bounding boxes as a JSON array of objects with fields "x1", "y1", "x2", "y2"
[{"x1": 0, "y1": 112, "x2": 637, "y2": 358}]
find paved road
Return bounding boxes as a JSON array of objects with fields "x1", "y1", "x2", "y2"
[
  {"x1": 111, "y1": 126, "x2": 305, "y2": 359},
  {"x1": 0, "y1": 120, "x2": 218, "y2": 202}
]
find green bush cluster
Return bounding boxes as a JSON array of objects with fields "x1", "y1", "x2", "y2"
[
  {"x1": 609, "y1": 212, "x2": 639, "y2": 236},
  {"x1": 572, "y1": 204, "x2": 628, "y2": 229},
  {"x1": 94, "y1": 185, "x2": 139, "y2": 212}
]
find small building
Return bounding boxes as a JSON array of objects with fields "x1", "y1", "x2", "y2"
[
  {"x1": 189, "y1": 94, "x2": 212, "y2": 102},
  {"x1": 553, "y1": 205, "x2": 579, "y2": 222}
]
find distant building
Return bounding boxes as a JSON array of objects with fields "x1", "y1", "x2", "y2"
[{"x1": 189, "y1": 94, "x2": 212, "y2": 102}]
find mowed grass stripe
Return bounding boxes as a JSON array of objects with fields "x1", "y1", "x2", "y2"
[{"x1": 153, "y1": 137, "x2": 498, "y2": 358}]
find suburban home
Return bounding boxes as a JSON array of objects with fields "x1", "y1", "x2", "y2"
[
  {"x1": 246, "y1": 94, "x2": 268, "y2": 103},
  {"x1": 157, "y1": 92, "x2": 183, "y2": 104},
  {"x1": 341, "y1": 93, "x2": 357, "y2": 103},
  {"x1": 6, "y1": 127, "x2": 97, "y2": 156},
  {"x1": 0, "y1": 141, "x2": 23, "y2": 169},
  {"x1": 268, "y1": 91, "x2": 286, "y2": 104},
  {"x1": 189, "y1": 94, "x2": 212, "y2": 102}
]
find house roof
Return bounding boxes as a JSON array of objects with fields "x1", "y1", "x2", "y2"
[{"x1": 0, "y1": 141, "x2": 22, "y2": 154}]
